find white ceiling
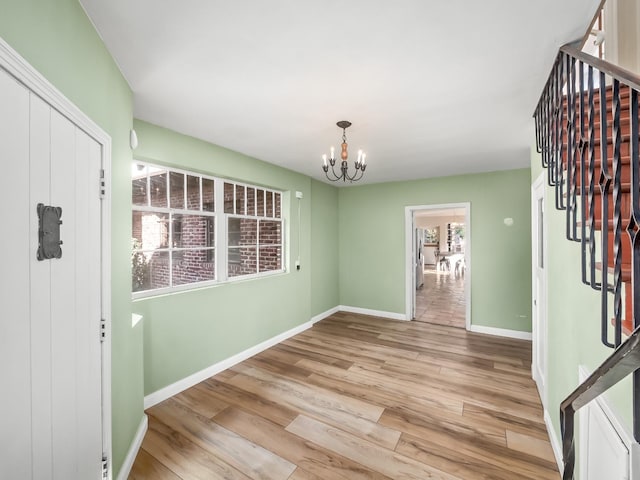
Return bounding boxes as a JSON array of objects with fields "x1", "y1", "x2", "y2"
[{"x1": 80, "y1": 0, "x2": 601, "y2": 185}]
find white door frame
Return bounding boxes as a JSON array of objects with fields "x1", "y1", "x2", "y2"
[
  {"x1": 531, "y1": 173, "x2": 548, "y2": 407},
  {"x1": 404, "y1": 202, "x2": 471, "y2": 329},
  {"x1": 0, "y1": 37, "x2": 113, "y2": 475}
]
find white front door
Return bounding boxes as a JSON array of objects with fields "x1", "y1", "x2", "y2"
[
  {"x1": 532, "y1": 174, "x2": 547, "y2": 405},
  {"x1": 0, "y1": 66, "x2": 104, "y2": 479}
]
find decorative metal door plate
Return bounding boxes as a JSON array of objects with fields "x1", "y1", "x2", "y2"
[{"x1": 37, "y1": 203, "x2": 63, "y2": 261}]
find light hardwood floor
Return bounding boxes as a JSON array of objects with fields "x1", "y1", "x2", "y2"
[{"x1": 130, "y1": 312, "x2": 558, "y2": 480}]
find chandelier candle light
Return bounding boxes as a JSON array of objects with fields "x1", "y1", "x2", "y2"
[{"x1": 322, "y1": 120, "x2": 367, "y2": 182}]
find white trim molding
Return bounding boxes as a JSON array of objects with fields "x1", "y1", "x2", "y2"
[
  {"x1": 116, "y1": 415, "x2": 148, "y2": 480},
  {"x1": 468, "y1": 324, "x2": 532, "y2": 340},
  {"x1": 144, "y1": 305, "x2": 408, "y2": 410},
  {"x1": 339, "y1": 305, "x2": 408, "y2": 321},
  {"x1": 0, "y1": 37, "x2": 112, "y2": 146},
  {"x1": 144, "y1": 320, "x2": 314, "y2": 409},
  {"x1": 544, "y1": 408, "x2": 564, "y2": 474},
  {"x1": 311, "y1": 306, "x2": 340, "y2": 324}
]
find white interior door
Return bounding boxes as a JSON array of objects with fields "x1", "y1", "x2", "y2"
[
  {"x1": 532, "y1": 175, "x2": 547, "y2": 405},
  {"x1": 0, "y1": 66, "x2": 104, "y2": 479}
]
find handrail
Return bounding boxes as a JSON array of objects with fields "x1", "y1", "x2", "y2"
[
  {"x1": 560, "y1": 326, "x2": 640, "y2": 480},
  {"x1": 560, "y1": 43, "x2": 640, "y2": 93},
  {"x1": 534, "y1": 42, "x2": 640, "y2": 120},
  {"x1": 576, "y1": 0, "x2": 606, "y2": 48}
]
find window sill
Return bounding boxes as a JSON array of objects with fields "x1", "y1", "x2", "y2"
[{"x1": 131, "y1": 269, "x2": 288, "y2": 302}]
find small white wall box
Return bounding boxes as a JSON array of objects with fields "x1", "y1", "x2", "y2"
[{"x1": 130, "y1": 129, "x2": 139, "y2": 149}]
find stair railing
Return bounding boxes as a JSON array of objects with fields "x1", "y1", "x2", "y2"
[{"x1": 534, "y1": 42, "x2": 640, "y2": 479}]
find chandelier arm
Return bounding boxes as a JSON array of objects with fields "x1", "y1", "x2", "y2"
[
  {"x1": 324, "y1": 171, "x2": 341, "y2": 182},
  {"x1": 350, "y1": 168, "x2": 365, "y2": 183},
  {"x1": 345, "y1": 167, "x2": 364, "y2": 183},
  {"x1": 344, "y1": 169, "x2": 355, "y2": 182},
  {"x1": 344, "y1": 162, "x2": 363, "y2": 181},
  {"x1": 324, "y1": 163, "x2": 342, "y2": 182}
]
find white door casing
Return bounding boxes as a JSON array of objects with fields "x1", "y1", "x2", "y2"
[
  {"x1": 531, "y1": 173, "x2": 548, "y2": 406},
  {"x1": 0, "y1": 36, "x2": 112, "y2": 479},
  {"x1": 405, "y1": 202, "x2": 471, "y2": 328},
  {"x1": 410, "y1": 215, "x2": 417, "y2": 319}
]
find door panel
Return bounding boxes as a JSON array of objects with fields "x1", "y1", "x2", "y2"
[
  {"x1": 50, "y1": 107, "x2": 79, "y2": 480},
  {"x1": 29, "y1": 93, "x2": 54, "y2": 480},
  {"x1": 0, "y1": 66, "x2": 32, "y2": 480},
  {"x1": 72, "y1": 128, "x2": 103, "y2": 480}
]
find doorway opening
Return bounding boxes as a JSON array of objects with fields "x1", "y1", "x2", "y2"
[{"x1": 405, "y1": 203, "x2": 471, "y2": 329}]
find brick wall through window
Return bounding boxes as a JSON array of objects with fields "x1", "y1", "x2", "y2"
[{"x1": 132, "y1": 163, "x2": 284, "y2": 296}]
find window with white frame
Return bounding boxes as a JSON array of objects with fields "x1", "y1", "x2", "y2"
[
  {"x1": 131, "y1": 162, "x2": 284, "y2": 297},
  {"x1": 223, "y1": 180, "x2": 283, "y2": 278}
]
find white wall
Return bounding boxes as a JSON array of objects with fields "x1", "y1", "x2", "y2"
[{"x1": 604, "y1": 0, "x2": 640, "y2": 74}]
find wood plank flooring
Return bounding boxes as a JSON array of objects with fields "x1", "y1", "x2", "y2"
[{"x1": 129, "y1": 312, "x2": 557, "y2": 480}]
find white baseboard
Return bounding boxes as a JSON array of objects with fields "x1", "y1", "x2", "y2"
[
  {"x1": 468, "y1": 324, "x2": 532, "y2": 340},
  {"x1": 544, "y1": 408, "x2": 563, "y2": 474},
  {"x1": 338, "y1": 305, "x2": 408, "y2": 321},
  {"x1": 144, "y1": 320, "x2": 314, "y2": 409},
  {"x1": 116, "y1": 414, "x2": 148, "y2": 480},
  {"x1": 311, "y1": 306, "x2": 340, "y2": 324},
  {"x1": 144, "y1": 306, "x2": 408, "y2": 409}
]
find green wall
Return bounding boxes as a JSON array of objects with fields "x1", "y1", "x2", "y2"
[
  {"x1": 531, "y1": 147, "x2": 632, "y2": 452},
  {"x1": 0, "y1": 1, "x2": 542, "y2": 476},
  {"x1": 338, "y1": 169, "x2": 533, "y2": 331},
  {"x1": 310, "y1": 179, "x2": 340, "y2": 317},
  {"x1": 0, "y1": 0, "x2": 141, "y2": 477},
  {"x1": 131, "y1": 120, "x2": 314, "y2": 395}
]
